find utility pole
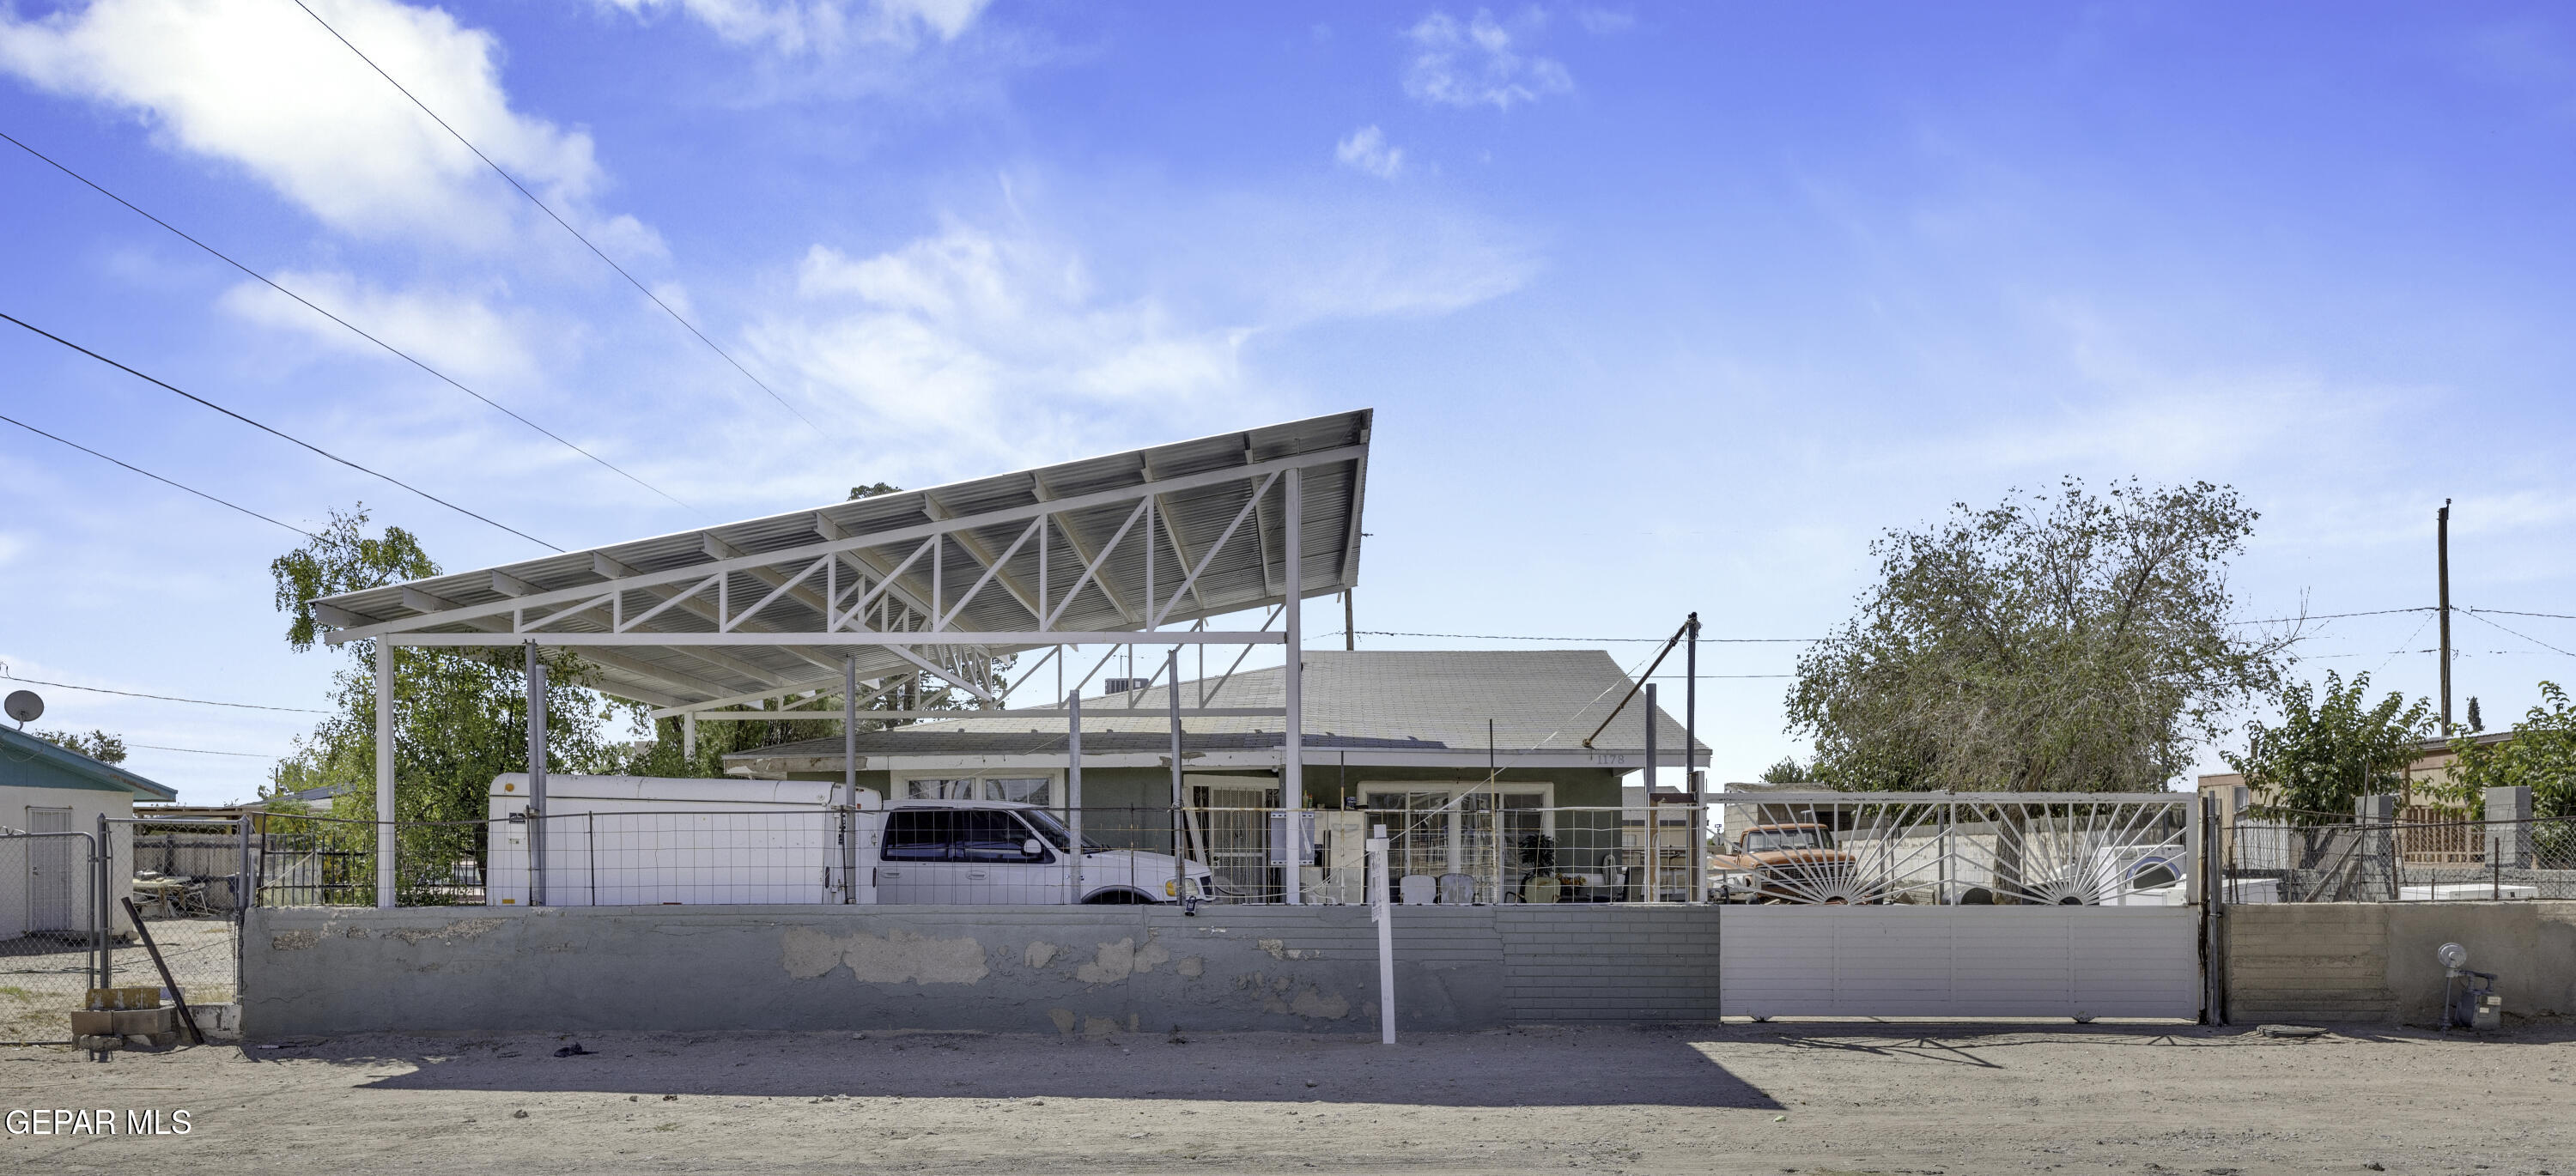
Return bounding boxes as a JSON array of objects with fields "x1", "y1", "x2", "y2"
[
  {"x1": 2438, "y1": 499, "x2": 2452, "y2": 733},
  {"x1": 1344, "y1": 591, "x2": 1355, "y2": 652}
]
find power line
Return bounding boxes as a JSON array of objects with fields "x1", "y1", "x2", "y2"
[
  {"x1": 284, "y1": 0, "x2": 829, "y2": 440},
  {"x1": 0, "y1": 130, "x2": 699, "y2": 515},
  {"x1": 2466, "y1": 607, "x2": 2576, "y2": 623},
  {"x1": 1, "y1": 311, "x2": 562, "y2": 552},
  {"x1": 129, "y1": 743, "x2": 276, "y2": 759},
  {"x1": 0, "y1": 411, "x2": 316, "y2": 537},
  {"x1": 1350, "y1": 629, "x2": 1815, "y2": 644},
  {"x1": 2458, "y1": 609, "x2": 2576, "y2": 660},
  {"x1": 0, "y1": 672, "x2": 327, "y2": 714}
]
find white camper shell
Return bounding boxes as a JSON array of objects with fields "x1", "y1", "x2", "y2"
[{"x1": 486, "y1": 774, "x2": 1212, "y2": 906}]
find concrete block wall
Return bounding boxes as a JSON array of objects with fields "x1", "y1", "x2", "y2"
[
  {"x1": 242, "y1": 904, "x2": 1722, "y2": 1040},
  {"x1": 2226, "y1": 900, "x2": 2576, "y2": 1024}
]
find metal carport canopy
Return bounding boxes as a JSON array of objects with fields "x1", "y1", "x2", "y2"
[{"x1": 310, "y1": 409, "x2": 1371, "y2": 711}]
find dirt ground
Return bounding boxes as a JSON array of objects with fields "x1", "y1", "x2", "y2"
[{"x1": 3, "y1": 1020, "x2": 2570, "y2": 1174}]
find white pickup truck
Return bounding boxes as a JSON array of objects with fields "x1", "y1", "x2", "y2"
[
  {"x1": 877, "y1": 799, "x2": 1213, "y2": 905},
  {"x1": 486, "y1": 773, "x2": 1211, "y2": 906}
]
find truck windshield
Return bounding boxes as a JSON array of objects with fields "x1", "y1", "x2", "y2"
[
  {"x1": 1019, "y1": 808, "x2": 1107, "y2": 852},
  {"x1": 1740, "y1": 829, "x2": 1826, "y2": 852}
]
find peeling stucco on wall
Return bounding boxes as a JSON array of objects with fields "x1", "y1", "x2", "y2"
[
  {"x1": 1024, "y1": 942, "x2": 1060, "y2": 969},
  {"x1": 270, "y1": 929, "x2": 318, "y2": 951},
  {"x1": 1176, "y1": 955, "x2": 1204, "y2": 978},
  {"x1": 1073, "y1": 934, "x2": 1172, "y2": 985},
  {"x1": 1290, "y1": 985, "x2": 1351, "y2": 1019},
  {"x1": 387, "y1": 918, "x2": 503, "y2": 945},
  {"x1": 781, "y1": 926, "x2": 990, "y2": 985}
]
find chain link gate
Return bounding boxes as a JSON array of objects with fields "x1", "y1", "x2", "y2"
[{"x1": 2, "y1": 826, "x2": 102, "y2": 1045}]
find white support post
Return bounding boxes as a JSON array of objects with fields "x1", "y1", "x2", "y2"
[
  {"x1": 683, "y1": 712, "x2": 696, "y2": 761},
  {"x1": 843, "y1": 656, "x2": 859, "y2": 905},
  {"x1": 374, "y1": 640, "x2": 395, "y2": 910},
  {"x1": 1369, "y1": 824, "x2": 1394, "y2": 1045},
  {"x1": 1282, "y1": 467, "x2": 1303, "y2": 906},
  {"x1": 1067, "y1": 690, "x2": 1084, "y2": 903},
  {"x1": 527, "y1": 643, "x2": 548, "y2": 908}
]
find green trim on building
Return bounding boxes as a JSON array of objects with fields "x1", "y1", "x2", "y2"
[{"x1": 0, "y1": 725, "x2": 181, "y2": 801}]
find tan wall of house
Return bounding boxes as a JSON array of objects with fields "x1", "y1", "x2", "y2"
[{"x1": 2226, "y1": 900, "x2": 2576, "y2": 1024}]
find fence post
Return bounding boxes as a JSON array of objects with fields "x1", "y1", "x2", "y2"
[
  {"x1": 95, "y1": 814, "x2": 112, "y2": 991},
  {"x1": 2485, "y1": 786, "x2": 2532, "y2": 870},
  {"x1": 1369, "y1": 824, "x2": 1394, "y2": 1044}
]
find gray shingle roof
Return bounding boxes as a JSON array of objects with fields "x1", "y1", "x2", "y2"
[{"x1": 726, "y1": 649, "x2": 1702, "y2": 764}]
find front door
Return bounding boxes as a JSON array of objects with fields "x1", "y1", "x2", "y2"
[
  {"x1": 26, "y1": 807, "x2": 74, "y2": 932},
  {"x1": 1192, "y1": 785, "x2": 1276, "y2": 901}
]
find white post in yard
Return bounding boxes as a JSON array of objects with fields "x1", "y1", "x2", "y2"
[
  {"x1": 683, "y1": 712, "x2": 696, "y2": 761},
  {"x1": 1281, "y1": 467, "x2": 1303, "y2": 906},
  {"x1": 374, "y1": 640, "x2": 395, "y2": 910},
  {"x1": 842, "y1": 656, "x2": 859, "y2": 904},
  {"x1": 1370, "y1": 823, "x2": 1394, "y2": 1044},
  {"x1": 1067, "y1": 690, "x2": 1084, "y2": 903},
  {"x1": 526, "y1": 643, "x2": 548, "y2": 908},
  {"x1": 1170, "y1": 648, "x2": 1185, "y2": 902}
]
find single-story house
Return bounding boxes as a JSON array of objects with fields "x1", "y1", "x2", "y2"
[
  {"x1": 724, "y1": 649, "x2": 1705, "y2": 903},
  {"x1": 3, "y1": 724, "x2": 180, "y2": 940}
]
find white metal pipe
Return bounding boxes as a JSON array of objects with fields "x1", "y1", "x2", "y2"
[
  {"x1": 527, "y1": 644, "x2": 548, "y2": 908},
  {"x1": 1369, "y1": 826, "x2": 1394, "y2": 1044},
  {"x1": 1281, "y1": 467, "x2": 1303, "y2": 906},
  {"x1": 1067, "y1": 690, "x2": 1084, "y2": 903},
  {"x1": 386, "y1": 631, "x2": 1285, "y2": 648},
  {"x1": 844, "y1": 656, "x2": 859, "y2": 904},
  {"x1": 374, "y1": 640, "x2": 395, "y2": 910}
]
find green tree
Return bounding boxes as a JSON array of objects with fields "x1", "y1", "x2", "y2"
[
  {"x1": 265, "y1": 506, "x2": 635, "y2": 831},
  {"x1": 2222, "y1": 670, "x2": 2434, "y2": 821},
  {"x1": 2447, "y1": 682, "x2": 2576, "y2": 821},
  {"x1": 36, "y1": 728, "x2": 126, "y2": 765},
  {"x1": 848, "y1": 482, "x2": 901, "y2": 500},
  {"x1": 1758, "y1": 756, "x2": 1813, "y2": 784},
  {"x1": 1789, "y1": 477, "x2": 2288, "y2": 792}
]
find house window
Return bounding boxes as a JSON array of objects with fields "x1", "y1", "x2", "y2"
[
  {"x1": 905, "y1": 778, "x2": 976, "y2": 800},
  {"x1": 981, "y1": 777, "x2": 1053, "y2": 807}
]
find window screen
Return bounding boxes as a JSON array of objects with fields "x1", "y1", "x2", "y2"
[
  {"x1": 957, "y1": 810, "x2": 1042, "y2": 863},
  {"x1": 981, "y1": 778, "x2": 1054, "y2": 807}
]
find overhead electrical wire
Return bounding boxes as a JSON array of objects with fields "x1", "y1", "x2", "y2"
[
  {"x1": 128, "y1": 743, "x2": 276, "y2": 759},
  {"x1": 283, "y1": 0, "x2": 829, "y2": 440},
  {"x1": 2466, "y1": 607, "x2": 2576, "y2": 623},
  {"x1": 0, "y1": 311, "x2": 562, "y2": 552},
  {"x1": 0, "y1": 130, "x2": 698, "y2": 515},
  {"x1": 0, "y1": 411, "x2": 317, "y2": 538},
  {"x1": 0, "y1": 671, "x2": 328, "y2": 714},
  {"x1": 2458, "y1": 609, "x2": 2576, "y2": 660}
]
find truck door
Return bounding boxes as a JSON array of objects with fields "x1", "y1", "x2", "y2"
[
  {"x1": 877, "y1": 809, "x2": 958, "y2": 903},
  {"x1": 955, "y1": 809, "x2": 1063, "y2": 904}
]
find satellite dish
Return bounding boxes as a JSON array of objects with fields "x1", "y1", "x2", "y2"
[
  {"x1": 3, "y1": 689, "x2": 41, "y2": 725},
  {"x1": 2436, "y1": 942, "x2": 2470, "y2": 969}
]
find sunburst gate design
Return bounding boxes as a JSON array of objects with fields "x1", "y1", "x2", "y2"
[{"x1": 1716, "y1": 797, "x2": 2191, "y2": 906}]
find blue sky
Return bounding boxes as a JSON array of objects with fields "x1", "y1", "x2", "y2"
[{"x1": 4, "y1": 0, "x2": 2573, "y2": 803}]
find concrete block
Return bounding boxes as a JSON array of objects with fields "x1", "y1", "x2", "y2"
[
  {"x1": 69, "y1": 1009, "x2": 117, "y2": 1037},
  {"x1": 76, "y1": 1034, "x2": 120, "y2": 1051},
  {"x1": 112, "y1": 1007, "x2": 175, "y2": 1035}
]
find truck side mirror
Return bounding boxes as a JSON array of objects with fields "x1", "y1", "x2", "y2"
[{"x1": 1023, "y1": 838, "x2": 1045, "y2": 858}]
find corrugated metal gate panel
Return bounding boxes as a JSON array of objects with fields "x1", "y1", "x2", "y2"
[{"x1": 1720, "y1": 906, "x2": 2199, "y2": 1019}]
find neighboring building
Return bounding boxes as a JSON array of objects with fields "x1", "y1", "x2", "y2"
[
  {"x1": 725, "y1": 649, "x2": 1704, "y2": 903},
  {"x1": 2, "y1": 724, "x2": 181, "y2": 940},
  {"x1": 2196, "y1": 730, "x2": 2522, "y2": 821}
]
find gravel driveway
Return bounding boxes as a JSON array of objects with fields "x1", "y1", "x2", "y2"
[{"x1": 3, "y1": 1021, "x2": 2569, "y2": 1173}]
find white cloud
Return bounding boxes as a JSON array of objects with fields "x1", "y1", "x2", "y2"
[
  {"x1": 594, "y1": 0, "x2": 988, "y2": 56},
  {"x1": 744, "y1": 197, "x2": 1533, "y2": 474},
  {"x1": 750, "y1": 225, "x2": 1253, "y2": 467},
  {"x1": 1572, "y1": 8, "x2": 1635, "y2": 35},
  {"x1": 0, "y1": 0, "x2": 626, "y2": 247},
  {"x1": 1401, "y1": 8, "x2": 1571, "y2": 110},
  {"x1": 1334, "y1": 124, "x2": 1404, "y2": 179},
  {"x1": 216, "y1": 270, "x2": 544, "y2": 385}
]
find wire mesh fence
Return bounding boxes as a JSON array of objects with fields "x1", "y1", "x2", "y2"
[
  {"x1": 106, "y1": 818, "x2": 243, "y2": 1010},
  {"x1": 0, "y1": 829, "x2": 100, "y2": 1045},
  {"x1": 242, "y1": 796, "x2": 2216, "y2": 910},
  {"x1": 2224, "y1": 811, "x2": 2576, "y2": 901}
]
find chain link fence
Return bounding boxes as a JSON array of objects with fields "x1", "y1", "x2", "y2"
[
  {"x1": 2224, "y1": 810, "x2": 2576, "y2": 901},
  {"x1": 0, "y1": 828, "x2": 100, "y2": 1045}
]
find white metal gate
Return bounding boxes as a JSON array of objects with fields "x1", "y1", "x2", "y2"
[
  {"x1": 1711, "y1": 791, "x2": 2205, "y2": 1020},
  {"x1": 1721, "y1": 906, "x2": 2199, "y2": 1018}
]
